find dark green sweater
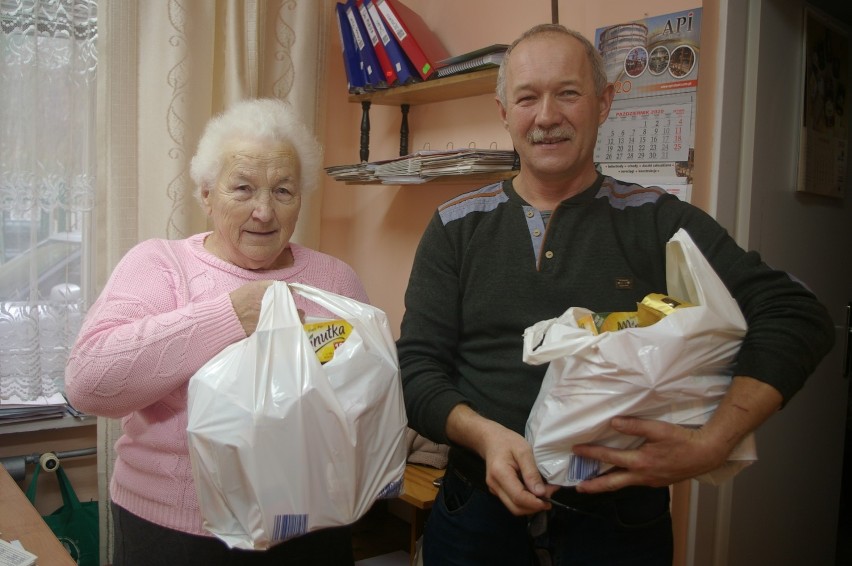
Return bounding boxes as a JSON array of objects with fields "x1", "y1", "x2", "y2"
[{"x1": 397, "y1": 175, "x2": 834, "y2": 471}]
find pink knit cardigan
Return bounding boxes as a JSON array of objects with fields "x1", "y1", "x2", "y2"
[{"x1": 65, "y1": 233, "x2": 369, "y2": 536}]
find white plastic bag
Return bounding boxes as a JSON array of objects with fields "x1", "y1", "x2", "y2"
[
  {"x1": 187, "y1": 282, "x2": 408, "y2": 550},
  {"x1": 523, "y1": 229, "x2": 756, "y2": 487}
]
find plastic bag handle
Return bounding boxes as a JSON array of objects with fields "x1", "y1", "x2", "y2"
[
  {"x1": 55, "y1": 466, "x2": 83, "y2": 509},
  {"x1": 255, "y1": 282, "x2": 396, "y2": 355},
  {"x1": 255, "y1": 281, "x2": 302, "y2": 333},
  {"x1": 24, "y1": 464, "x2": 83, "y2": 509},
  {"x1": 24, "y1": 464, "x2": 41, "y2": 504},
  {"x1": 288, "y1": 282, "x2": 379, "y2": 322},
  {"x1": 287, "y1": 282, "x2": 397, "y2": 354},
  {"x1": 254, "y1": 281, "x2": 373, "y2": 332},
  {"x1": 666, "y1": 229, "x2": 746, "y2": 326}
]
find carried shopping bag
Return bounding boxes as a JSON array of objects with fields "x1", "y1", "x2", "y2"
[
  {"x1": 187, "y1": 282, "x2": 407, "y2": 550},
  {"x1": 523, "y1": 229, "x2": 756, "y2": 487},
  {"x1": 25, "y1": 463, "x2": 99, "y2": 566}
]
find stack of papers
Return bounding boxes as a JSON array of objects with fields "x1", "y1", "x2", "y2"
[
  {"x1": 323, "y1": 162, "x2": 378, "y2": 184},
  {"x1": 435, "y1": 44, "x2": 508, "y2": 79},
  {"x1": 0, "y1": 539, "x2": 37, "y2": 566},
  {"x1": 325, "y1": 149, "x2": 517, "y2": 185},
  {"x1": 0, "y1": 392, "x2": 69, "y2": 425},
  {"x1": 419, "y1": 149, "x2": 516, "y2": 177}
]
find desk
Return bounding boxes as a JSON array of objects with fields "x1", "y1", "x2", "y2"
[
  {"x1": 398, "y1": 464, "x2": 445, "y2": 564},
  {"x1": 0, "y1": 465, "x2": 76, "y2": 565}
]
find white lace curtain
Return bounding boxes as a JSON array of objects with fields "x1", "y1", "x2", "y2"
[
  {"x1": 0, "y1": 0, "x2": 97, "y2": 404},
  {"x1": 1, "y1": 0, "x2": 331, "y2": 559},
  {"x1": 95, "y1": 1, "x2": 330, "y2": 560}
]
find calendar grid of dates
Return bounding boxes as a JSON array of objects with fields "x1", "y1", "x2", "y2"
[{"x1": 595, "y1": 103, "x2": 691, "y2": 164}]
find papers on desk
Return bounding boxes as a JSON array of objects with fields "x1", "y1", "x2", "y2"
[
  {"x1": 325, "y1": 149, "x2": 517, "y2": 184},
  {"x1": 0, "y1": 392, "x2": 69, "y2": 425},
  {"x1": 0, "y1": 539, "x2": 37, "y2": 566}
]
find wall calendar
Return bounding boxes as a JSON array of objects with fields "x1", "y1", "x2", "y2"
[
  {"x1": 594, "y1": 7, "x2": 701, "y2": 202},
  {"x1": 595, "y1": 103, "x2": 691, "y2": 164}
]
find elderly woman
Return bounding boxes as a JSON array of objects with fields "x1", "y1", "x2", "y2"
[{"x1": 65, "y1": 98, "x2": 363, "y2": 565}]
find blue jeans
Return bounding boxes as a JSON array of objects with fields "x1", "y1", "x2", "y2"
[{"x1": 423, "y1": 467, "x2": 673, "y2": 566}]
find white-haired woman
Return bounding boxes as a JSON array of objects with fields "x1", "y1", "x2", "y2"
[{"x1": 66, "y1": 98, "x2": 363, "y2": 565}]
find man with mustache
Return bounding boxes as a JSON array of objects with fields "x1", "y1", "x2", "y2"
[{"x1": 396, "y1": 24, "x2": 833, "y2": 565}]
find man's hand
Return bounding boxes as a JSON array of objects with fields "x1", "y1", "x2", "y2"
[
  {"x1": 572, "y1": 376, "x2": 782, "y2": 493},
  {"x1": 571, "y1": 417, "x2": 727, "y2": 493},
  {"x1": 446, "y1": 405, "x2": 559, "y2": 516}
]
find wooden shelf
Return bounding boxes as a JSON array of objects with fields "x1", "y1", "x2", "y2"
[
  {"x1": 348, "y1": 67, "x2": 498, "y2": 106},
  {"x1": 341, "y1": 170, "x2": 515, "y2": 186},
  {"x1": 340, "y1": 67, "x2": 508, "y2": 171},
  {"x1": 0, "y1": 413, "x2": 96, "y2": 436}
]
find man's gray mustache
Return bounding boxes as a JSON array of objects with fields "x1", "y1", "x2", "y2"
[{"x1": 527, "y1": 127, "x2": 573, "y2": 143}]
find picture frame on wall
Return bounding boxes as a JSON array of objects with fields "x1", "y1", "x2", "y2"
[{"x1": 797, "y1": 5, "x2": 849, "y2": 199}]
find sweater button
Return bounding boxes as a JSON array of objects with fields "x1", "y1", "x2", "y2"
[{"x1": 545, "y1": 251, "x2": 554, "y2": 259}]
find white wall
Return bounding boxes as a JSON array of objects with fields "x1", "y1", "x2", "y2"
[{"x1": 689, "y1": 1, "x2": 852, "y2": 564}]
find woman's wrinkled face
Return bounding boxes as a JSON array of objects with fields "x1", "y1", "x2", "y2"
[{"x1": 201, "y1": 138, "x2": 301, "y2": 270}]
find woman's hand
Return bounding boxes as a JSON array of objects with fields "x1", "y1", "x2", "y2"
[{"x1": 229, "y1": 280, "x2": 274, "y2": 335}]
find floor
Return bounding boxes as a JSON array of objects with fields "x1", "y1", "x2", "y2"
[
  {"x1": 351, "y1": 500, "x2": 411, "y2": 562},
  {"x1": 352, "y1": 496, "x2": 852, "y2": 565},
  {"x1": 837, "y1": 404, "x2": 852, "y2": 566},
  {"x1": 837, "y1": 508, "x2": 851, "y2": 566},
  {"x1": 355, "y1": 550, "x2": 410, "y2": 565}
]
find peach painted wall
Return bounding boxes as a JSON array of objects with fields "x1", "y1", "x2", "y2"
[
  {"x1": 320, "y1": 0, "x2": 543, "y2": 336},
  {"x1": 320, "y1": 0, "x2": 704, "y2": 337},
  {"x1": 320, "y1": 5, "x2": 706, "y2": 564}
]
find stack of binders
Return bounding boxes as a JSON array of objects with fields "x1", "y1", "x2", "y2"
[{"x1": 335, "y1": 0, "x2": 454, "y2": 93}]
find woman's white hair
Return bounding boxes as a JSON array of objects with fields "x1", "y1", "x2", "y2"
[{"x1": 189, "y1": 98, "x2": 323, "y2": 203}]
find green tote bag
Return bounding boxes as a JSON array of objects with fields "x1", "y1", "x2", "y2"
[{"x1": 25, "y1": 463, "x2": 99, "y2": 566}]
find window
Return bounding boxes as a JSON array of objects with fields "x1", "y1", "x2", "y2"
[{"x1": 0, "y1": 0, "x2": 96, "y2": 404}]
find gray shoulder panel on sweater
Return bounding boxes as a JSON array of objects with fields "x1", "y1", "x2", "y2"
[
  {"x1": 596, "y1": 177, "x2": 667, "y2": 210},
  {"x1": 437, "y1": 182, "x2": 507, "y2": 225}
]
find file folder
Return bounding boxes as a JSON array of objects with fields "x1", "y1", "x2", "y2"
[
  {"x1": 375, "y1": 0, "x2": 449, "y2": 80},
  {"x1": 364, "y1": 0, "x2": 419, "y2": 85},
  {"x1": 345, "y1": 0, "x2": 386, "y2": 89},
  {"x1": 335, "y1": 2, "x2": 367, "y2": 93},
  {"x1": 356, "y1": 0, "x2": 397, "y2": 86}
]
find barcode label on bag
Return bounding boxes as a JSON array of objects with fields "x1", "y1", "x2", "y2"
[
  {"x1": 272, "y1": 514, "x2": 308, "y2": 542},
  {"x1": 568, "y1": 456, "x2": 600, "y2": 483},
  {"x1": 378, "y1": 477, "x2": 404, "y2": 499}
]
